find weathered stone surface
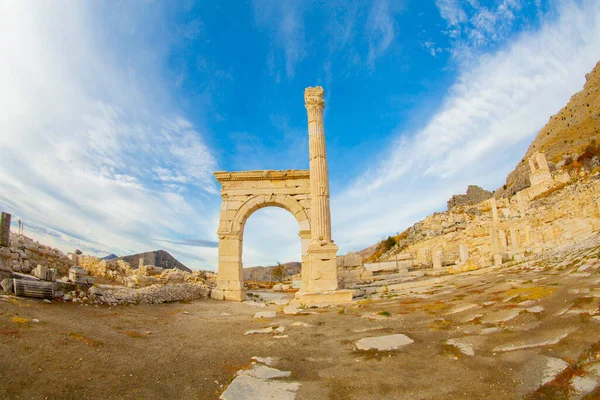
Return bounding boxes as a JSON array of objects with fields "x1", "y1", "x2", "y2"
[
  {"x1": 493, "y1": 328, "x2": 576, "y2": 352},
  {"x1": 0, "y1": 212, "x2": 11, "y2": 247},
  {"x1": 355, "y1": 334, "x2": 414, "y2": 351},
  {"x1": 448, "y1": 185, "x2": 493, "y2": 211}
]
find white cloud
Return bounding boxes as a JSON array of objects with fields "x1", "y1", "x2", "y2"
[
  {"x1": 0, "y1": 1, "x2": 219, "y2": 269},
  {"x1": 333, "y1": 0, "x2": 600, "y2": 253},
  {"x1": 435, "y1": 0, "x2": 468, "y2": 27},
  {"x1": 436, "y1": 0, "x2": 524, "y2": 62}
]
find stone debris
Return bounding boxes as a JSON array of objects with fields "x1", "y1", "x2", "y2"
[
  {"x1": 254, "y1": 311, "x2": 276, "y2": 319},
  {"x1": 290, "y1": 322, "x2": 312, "y2": 327},
  {"x1": 245, "y1": 327, "x2": 277, "y2": 335},
  {"x1": 68, "y1": 266, "x2": 94, "y2": 285},
  {"x1": 243, "y1": 301, "x2": 267, "y2": 308},
  {"x1": 353, "y1": 326, "x2": 385, "y2": 333},
  {"x1": 283, "y1": 306, "x2": 304, "y2": 315},
  {"x1": 446, "y1": 338, "x2": 475, "y2": 356},
  {"x1": 355, "y1": 334, "x2": 414, "y2": 351},
  {"x1": 525, "y1": 306, "x2": 545, "y2": 313}
]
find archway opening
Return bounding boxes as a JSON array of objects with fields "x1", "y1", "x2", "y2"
[{"x1": 242, "y1": 207, "x2": 302, "y2": 297}]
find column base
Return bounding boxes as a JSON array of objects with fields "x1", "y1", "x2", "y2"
[{"x1": 211, "y1": 288, "x2": 246, "y2": 302}]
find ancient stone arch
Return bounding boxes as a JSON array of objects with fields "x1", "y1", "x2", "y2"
[
  {"x1": 212, "y1": 170, "x2": 312, "y2": 301},
  {"x1": 211, "y1": 87, "x2": 352, "y2": 304}
]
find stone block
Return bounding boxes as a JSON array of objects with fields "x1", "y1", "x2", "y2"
[
  {"x1": 0, "y1": 213, "x2": 11, "y2": 247},
  {"x1": 211, "y1": 289, "x2": 224, "y2": 300}
]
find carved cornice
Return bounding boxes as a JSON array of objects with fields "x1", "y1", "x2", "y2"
[
  {"x1": 214, "y1": 169, "x2": 310, "y2": 182},
  {"x1": 304, "y1": 86, "x2": 325, "y2": 111}
]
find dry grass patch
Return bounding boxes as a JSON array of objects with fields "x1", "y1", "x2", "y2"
[
  {"x1": 504, "y1": 286, "x2": 555, "y2": 302},
  {"x1": 428, "y1": 319, "x2": 452, "y2": 331},
  {"x1": 65, "y1": 332, "x2": 103, "y2": 348},
  {"x1": 422, "y1": 302, "x2": 450, "y2": 314},
  {"x1": 11, "y1": 316, "x2": 30, "y2": 325}
]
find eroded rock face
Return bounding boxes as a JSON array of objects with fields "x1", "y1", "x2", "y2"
[
  {"x1": 447, "y1": 185, "x2": 493, "y2": 211},
  {"x1": 496, "y1": 60, "x2": 600, "y2": 198}
]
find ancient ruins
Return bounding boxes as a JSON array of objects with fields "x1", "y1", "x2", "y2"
[
  {"x1": 1, "y1": 64, "x2": 599, "y2": 399},
  {"x1": 213, "y1": 87, "x2": 352, "y2": 304}
]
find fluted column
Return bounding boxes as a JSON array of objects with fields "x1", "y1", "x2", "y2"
[{"x1": 304, "y1": 86, "x2": 332, "y2": 243}]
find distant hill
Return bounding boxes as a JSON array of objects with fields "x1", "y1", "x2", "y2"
[
  {"x1": 102, "y1": 254, "x2": 119, "y2": 261},
  {"x1": 117, "y1": 250, "x2": 192, "y2": 272},
  {"x1": 496, "y1": 60, "x2": 600, "y2": 197},
  {"x1": 243, "y1": 262, "x2": 301, "y2": 282}
]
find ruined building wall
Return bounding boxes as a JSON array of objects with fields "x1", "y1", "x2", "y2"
[
  {"x1": 0, "y1": 232, "x2": 75, "y2": 275},
  {"x1": 447, "y1": 185, "x2": 493, "y2": 211},
  {"x1": 379, "y1": 154, "x2": 600, "y2": 270}
]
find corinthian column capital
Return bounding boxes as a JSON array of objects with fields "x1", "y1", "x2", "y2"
[{"x1": 304, "y1": 86, "x2": 325, "y2": 111}]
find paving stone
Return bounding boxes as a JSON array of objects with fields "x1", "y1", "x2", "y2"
[
  {"x1": 525, "y1": 306, "x2": 545, "y2": 313},
  {"x1": 238, "y1": 365, "x2": 291, "y2": 379},
  {"x1": 572, "y1": 375, "x2": 598, "y2": 394},
  {"x1": 251, "y1": 356, "x2": 277, "y2": 366},
  {"x1": 355, "y1": 334, "x2": 414, "y2": 351},
  {"x1": 254, "y1": 311, "x2": 277, "y2": 319},
  {"x1": 447, "y1": 338, "x2": 475, "y2": 356},
  {"x1": 446, "y1": 303, "x2": 478, "y2": 315},
  {"x1": 481, "y1": 308, "x2": 523, "y2": 324},
  {"x1": 220, "y1": 376, "x2": 300, "y2": 400},
  {"x1": 481, "y1": 327, "x2": 502, "y2": 335}
]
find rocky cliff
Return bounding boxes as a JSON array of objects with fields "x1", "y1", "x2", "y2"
[
  {"x1": 117, "y1": 250, "x2": 192, "y2": 273},
  {"x1": 496, "y1": 61, "x2": 600, "y2": 198}
]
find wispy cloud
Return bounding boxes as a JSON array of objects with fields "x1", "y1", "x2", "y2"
[
  {"x1": 155, "y1": 238, "x2": 218, "y2": 248},
  {"x1": 365, "y1": 0, "x2": 398, "y2": 68},
  {"x1": 252, "y1": 0, "x2": 307, "y2": 79},
  {"x1": 0, "y1": 1, "x2": 219, "y2": 269},
  {"x1": 436, "y1": 0, "x2": 525, "y2": 62},
  {"x1": 333, "y1": 0, "x2": 600, "y2": 253}
]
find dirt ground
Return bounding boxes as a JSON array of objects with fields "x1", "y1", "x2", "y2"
[{"x1": 1, "y1": 239, "x2": 600, "y2": 399}]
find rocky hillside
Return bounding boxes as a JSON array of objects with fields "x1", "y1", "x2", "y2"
[
  {"x1": 243, "y1": 262, "x2": 301, "y2": 282},
  {"x1": 102, "y1": 254, "x2": 118, "y2": 261},
  {"x1": 496, "y1": 61, "x2": 600, "y2": 197},
  {"x1": 117, "y1": 250, "x2": 191, "y2": 273},
  {"x1": 357, "y1": 60, "x2": 600, "y2": 262}
]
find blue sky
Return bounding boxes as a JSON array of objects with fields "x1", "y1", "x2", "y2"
[{"x1": 1, "y1": 0, "x2": 599, "y2": 270}]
